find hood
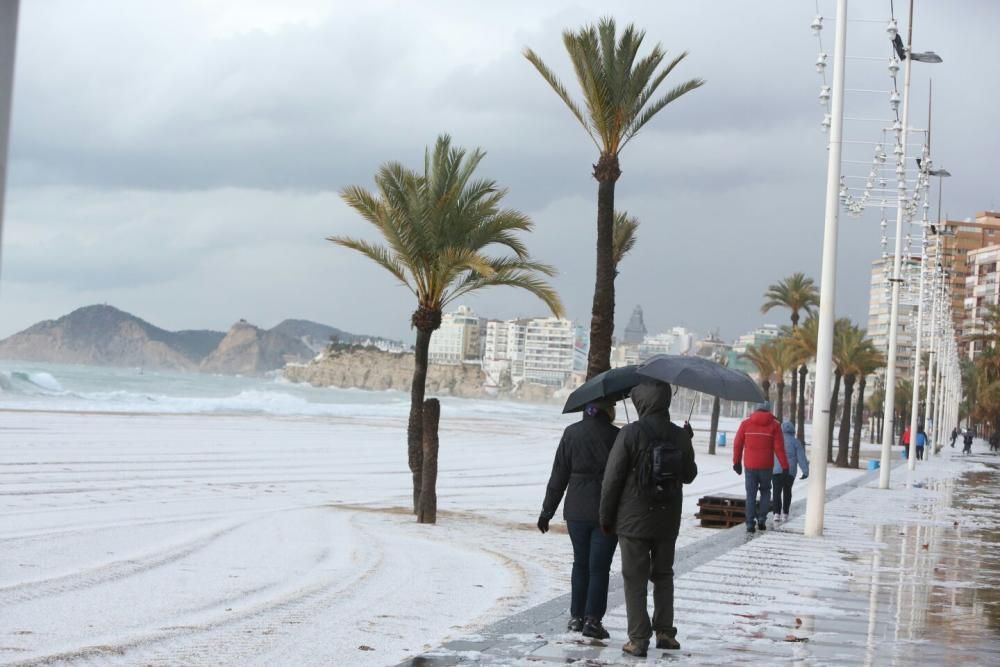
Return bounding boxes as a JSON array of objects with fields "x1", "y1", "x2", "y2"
[
  {"x1": 749, "y1": 410, "x2": 776, "y2": 427},
  {"x1": 781, "y1": 420, "x2": 795, "y2": 434},
  {"x1": 630, "y1": 381, "x2": 672, "y2": 418}
]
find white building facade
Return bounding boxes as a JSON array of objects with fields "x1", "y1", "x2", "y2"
[
  {"x1": 483, "y1": 316, "x2": 576, "y2": 387},
  {"x1": 866, "y1": 256, "x2": 920, "y2": 380},
  {"x1": 428, "y1": 305, "x2": 483, "y2": 365}
]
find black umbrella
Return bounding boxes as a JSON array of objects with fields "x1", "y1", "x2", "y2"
[
  {"x1": 637, "y1": 354, "x2": 766, "y2": 403},
  {"x1": 562, "y1": 365, "x2": 641, "y2": 414}
]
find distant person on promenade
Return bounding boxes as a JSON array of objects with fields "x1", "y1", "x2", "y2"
[
  {"x1": 538, "y1": 401, "x2": 620, "y2": 639},
  {"x1": 989, "y1": 431, "x2": 999, "y2": 453},
  {"x1": 951, "y1": 426, "x2": 959, "y2": 448},
  {"x1": 733, "y1": 402, "x2": 789, "y2": 533},
  {"x1": 599, "y1": 381, "x2": 697, "y2": 657},
  {"x1": 772, "y1": 420, "x2": 809, "y2": 522},
  {"x1": 963, "y1": 428, "x2": 974, "y2": 455},
  {"x1": 915, "y1": 425, "x2": 927, "y2": 460},
  {"x1": 901, "y1": 425, "x2": 911, "y2": 459}
]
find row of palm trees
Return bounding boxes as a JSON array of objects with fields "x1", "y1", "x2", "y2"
[
  {"x1": 744, "y1": 275, "x2": 885, "y2": 469},
  {"x1": 331, "y1": 18, "x2": 704, "y2": 522}
]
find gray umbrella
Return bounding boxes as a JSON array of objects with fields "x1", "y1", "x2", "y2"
[{"x1": 637, "y1": 354, "x2": 766, "y2": 403}]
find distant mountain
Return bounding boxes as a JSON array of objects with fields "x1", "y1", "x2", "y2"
[
  {"x1": 0, "y1": 305, "x2": 386, "y2": 375},
  {"x1": 0, "y1": 305, "x2": 224, "y2": 370}
]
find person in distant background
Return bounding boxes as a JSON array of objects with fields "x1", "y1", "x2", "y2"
[
  {"x1": 771, "y1": 421, "x2": 809, "y2": 522},
  {"x1": 963, "y1": 428, "x2": 974, "y2": 455},
  {"x1": 915, "y1": 425, "x2": 927, "y2": 461},
  {"x1": 951, "y1": 426, "x2": 959, "y2": 448},
  {"x1": 901, "y1": 425, "x2": 911, "y2": 459},
  {"x1": 538, "y1": 400, "x2": 619, "y2": 640}
]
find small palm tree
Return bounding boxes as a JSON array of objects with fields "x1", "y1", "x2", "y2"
[
  {"x1": 827, "y1": 318, "x2": 854, "y2": 463},
  {"x1": 331, "y1": 135, "x2": 563, "y2": 520},
  {"x1": 790, "y1": 316, "x2": 820, "y2": 441},
  {"x1": 834, "y1": 325, "x2": 879, "y2": 467},
  {"x1": 851, "y1": 343, "x2": 885, "y2": 467},
  {"x1": 612, "y1": 211, "x2": 639, "y2": 277},
  {"x1": 762, "y1": 273, "x2": 820, "y2": 432},
  {"x1": 525, "y1": 18, "x2": 704, "y2": 379},
  {"x1": 743, "y1": 342, "x2": 776, "y2": 401},
  {"x1": 770, "y1": 339, "x2": 799, "y2": 422}
]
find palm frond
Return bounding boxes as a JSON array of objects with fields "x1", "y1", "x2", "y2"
[
  {"x1": 612, "y1": 210, "x2": 639, "y2": 267},
  {"x1": 327, "y1": 236, "x2": 415, "y2": 295},
  {"x1": 523, "y1": 48, "x2": 599, "y2": 150}
]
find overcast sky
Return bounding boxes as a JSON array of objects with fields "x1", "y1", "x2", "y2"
[{"x1": 1, "y1": 0, "x2": 997, "y2": 343}]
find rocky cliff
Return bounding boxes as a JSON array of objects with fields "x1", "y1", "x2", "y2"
[
  {"x1": 200, "y1": 321, "x2": 314, "y2": 375},
  {"x1": 284, "y1": 347, "x2": 561, "y2": 403},
  {"x1": 0, "y1": 305, "x2": 223, "y2": 370}
]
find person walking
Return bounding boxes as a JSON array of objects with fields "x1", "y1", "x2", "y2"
[
  {"x1": 950, "y1": 426, "x2": 959, "y2": 448},
  {"x1": 915, "y1": 425, "x2": 927, "y2": 461},
  {"x1": 538, "y1": 401, "x2": 620, "y2": 639},
  {"x1": 771, "y1": 421, "x2": 809, "y2": 522},
  {"x1": 599, "y1": 381, "x2": 697, "y2": 657},
  {"x1": 963, "y1": 428, "x2": 974, "y2": 455},
  {"x1": 733, "y1": 402, "x2": 789, "y2": 533},
  {"x1": 901, "y1": 425, "x2": 911, "y2": 459}
]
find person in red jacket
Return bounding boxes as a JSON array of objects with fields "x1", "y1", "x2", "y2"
[{"x1": 733, "y1": 402, "x2": 789, "y2": 533}]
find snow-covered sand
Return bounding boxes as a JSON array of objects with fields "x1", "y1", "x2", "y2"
[{"x1": 0, "y1": 407, "x2": 867, "y2": 665}]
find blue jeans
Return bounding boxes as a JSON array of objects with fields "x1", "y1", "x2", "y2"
[
  {"x1": 745, "y1": 468, "x2": 772, "y2": 526},
  {"x1": 566, "y1": 520, "x2": 619, "y2": 620}
]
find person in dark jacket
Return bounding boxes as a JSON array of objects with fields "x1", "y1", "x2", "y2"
[
  {"x1": 733, "y1": 402, "x2": 789, "y2": 533},
  {"x1": 538, "y1": 401, "x2": 620, "y2": 639},
  {"x1": 599, "y1": 381, "x2": 697, "y2": 657}
]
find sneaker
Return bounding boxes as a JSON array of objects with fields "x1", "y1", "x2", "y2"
[
  {"x1": 655, "y1": 633, "x2": 681, "y2": 650},
  {"x1": 758, "y1": 520, "x2": 767, "y2": 531},
  {"x1": 775, "y1": 513, "x2": 784, "y2": 523},
  {"x1": 622, "y1": 640, "x2": 648, "y2": 657},
  {"x1": 746, "y1": 523, "x2": 756, "y2": 533},
  {"x1": 567, "y1": 616, "x2": 584, "y2": 632},
  {"x1": 582, "y1": 618, "x2": 609, "y2": 640}
]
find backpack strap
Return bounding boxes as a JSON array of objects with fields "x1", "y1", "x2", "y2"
[{"x1": 637, "y1": 419, "x2": 659, "y2": 444}]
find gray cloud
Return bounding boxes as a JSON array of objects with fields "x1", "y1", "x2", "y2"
[{"x1": 2, "y1": 0, "x2": 998, "y2": 344}]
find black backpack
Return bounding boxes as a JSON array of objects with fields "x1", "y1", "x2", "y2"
[
  {"x1": 635, "y1": 420, "x2": 684, "y2": 506},
  {"x1": 964, "y1": 432, "x2": 974, "y2": 446}
]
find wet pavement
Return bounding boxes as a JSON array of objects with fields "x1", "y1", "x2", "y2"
[{"x1": 400, "y1": 447, "x2": 1000, "y2": 665}]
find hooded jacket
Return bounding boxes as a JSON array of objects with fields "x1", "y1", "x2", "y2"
[
  {"x1": 773, "y1": 420, "x2": 809, "y2": 476},
  {"x1": 541, "y1": 412, "x2": 620, "y2": 522},
  {"x1": 599, "y1": 382, "x2": 698, "y2": 539},
  {"x1": 734, "y1": 409, "x2": 789, "y2": 471}
]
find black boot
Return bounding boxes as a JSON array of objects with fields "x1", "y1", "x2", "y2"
[
  {"x1": 567, "y1": 616, "x2": 584, "y2": 632},
  {"x1": 656, "y1": 632, "x2": 681, "y2": 650},
  {"x1": 758, "y1": 520, "x2": 767, "y2": 531},
  {"x1": 746, "y1": 523, "x2": 756, "y2": 533},
  {"x1": 582, "y1": 618, "x2": 609, "y2": 640}
]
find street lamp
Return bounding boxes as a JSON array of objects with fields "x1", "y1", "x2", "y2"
[{"x1": 879, "y1": 0, "x2": 943, "y2": 489}]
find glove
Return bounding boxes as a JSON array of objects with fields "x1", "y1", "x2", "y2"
[
  {"x1": 733, "y1": 463, "x2": 742, "y2": 475},
  {"x1": 782, "y1": 468, "x2": 790, "y2": 476},
  {"x1": 800, "y1": 473, "x2": 808, "y2": 480},
  {"x1": 600, "y1": 524, "x2": 615, "y2": 536},
  {"x1": 537, "y1": 515, "x2": 549, "y2": 534}
]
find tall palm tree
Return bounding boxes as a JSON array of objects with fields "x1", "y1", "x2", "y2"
[
  {"x1": 770, "y1": 339, "x2": 799, "y2": 422},
  {"x1": 612, "y1": 210, "x2": 639, "y2": 277},
  {"x1": 332, "y1": 135, "x2": 563, "y2": 518},
  {"x1": 851, "y1": 344, "x2": 886, "y2": 467},
  {"x1": 823, "y1": 318, "x2": 853, "y2": 462},
  {"x1": 525, "y1": 18, "x2": 704, "y2": 378},
  {"x1": 762, "y1": 274, "x2": 820, "y2": 432},
  {"x1": 790, "y1": 316, "x2": 820, "y2": 442},
  {"x1": 743, "y1": 342, "x2": 776, "y2": 401},
  {"x1": 834, "y1": 325, "x2": 878, "y2": 467}
]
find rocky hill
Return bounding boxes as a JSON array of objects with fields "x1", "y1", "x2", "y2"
[
  {"x1": 0, "y1": 305, "x2": 224, "y2": 370},
  {"x1": 284, "y1": 347, "x2": 560, "y2": 403},
  {"x1": 0, "y1": 305, "x2": 372, "y2": 375}
]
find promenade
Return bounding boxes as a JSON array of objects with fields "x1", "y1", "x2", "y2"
[{"x1": 402, "y1": 445, "x2": 1000, "y2": 665}]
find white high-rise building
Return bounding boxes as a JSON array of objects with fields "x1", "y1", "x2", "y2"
[
  {"x1": 867, "y1": 256, "x2": 920, "y2": 380},
  {"x1": 428, "y1": 305, "x2": 483, "y2": 365},
  {"x1": 639, "y1": 327, "x2": 697, "y2": 360},
  {"x1": 483, "y1": 316, "x2": 575, "y2": 386}
]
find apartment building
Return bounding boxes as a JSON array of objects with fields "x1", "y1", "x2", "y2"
[{"x1": 427, "y1": 305, "x2": 482, "y2": 365}]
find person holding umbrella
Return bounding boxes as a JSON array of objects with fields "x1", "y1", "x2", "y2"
[
  {"x1": 538, "y1": 398, "x2": 620, "y2": 640},
  {"x1": 733, "y1": 401, "x2": 789, "y2": 533}
]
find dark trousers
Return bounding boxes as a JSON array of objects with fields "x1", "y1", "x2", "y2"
[
  {"x1": 566, "y1": 520, "x2": 618, "y2": 620},
  {"x1": 916, "y1": 446, "x2": 924, "y2": 460},
  {"x1": 619, "y1": 534, "x2": 677, "y2": 643},
  {"x1": 745, "y1": 468, "x2": 772, "y2": 526},
  {"x1": 771, "y1": 472, "x2": 794, "y2": 514}
]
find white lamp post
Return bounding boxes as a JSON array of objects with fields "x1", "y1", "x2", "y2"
[{"x1": 0, "y1": 0, "x2": 20, "y2": 269}]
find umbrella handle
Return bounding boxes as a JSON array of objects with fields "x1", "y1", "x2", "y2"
[
  {"x1": 623, "y1": 400, "x2": 631, "y2": 423},
  {"x1": 688, "y1": 401, "x2": 695, "y2": 422}
]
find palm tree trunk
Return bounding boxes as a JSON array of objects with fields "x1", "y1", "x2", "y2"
[
  {"x1": 708, "y1": 395, "x2": 720, "y2": 455},
  {"x1": 837, "y1": 374, "x2": 855, "y2": 466},
  {"x1": 761, "y1": 379, "x2": 771, "y2": 402},
  {"x1": 851, "y1": 376, "x2": 866, "y2": 468},
  {"x1": 408, "y1": 306, "x2": 441, "y2": 514},
  {"x1": 790, "y1": 367, "x2": 798, "y2": 429},
  {"x1": 797, "y1": 365, "x2": 808, "y2": 442},
  {"x1": 585, "y1": 154, "x2": 620, "y2": 380},
  {"x1": 828, "y1": 370, "x2": 841, "y2": 463},
  {"x1": 417, "y1": 398, "x2": 440, "y2": 524},
  {"x1": 776, "y1": 379, "x2": 785, "y2": 422}
]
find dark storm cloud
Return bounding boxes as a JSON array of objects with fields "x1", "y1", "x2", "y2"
[{"x1": 1, "y1": 0, "x2": 998, "y2": 343}]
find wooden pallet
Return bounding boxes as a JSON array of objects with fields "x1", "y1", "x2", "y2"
[{"x1": 696, "y1": 493, "x2": 748, "y2": 528}]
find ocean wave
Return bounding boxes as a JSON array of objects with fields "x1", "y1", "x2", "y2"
[{"x1": 0, "y1": 370, "x2": 66, "y2": 394}]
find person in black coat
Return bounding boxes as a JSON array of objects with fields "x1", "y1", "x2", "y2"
[{"x1": 538, "y1": 401, "x2": 620, "y2": 640}]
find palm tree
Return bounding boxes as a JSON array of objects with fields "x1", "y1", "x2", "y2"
[
  {"x1": 743, "y1": 342, "x2": 775, "y2": 401},
  {"x1": 825, "y1": 318, "x2": 853, "y2": 462},
  {"x1": 790, "y1": 316, "x2": 820, "y2": 442},
  {"x1": 525, "y1": 18, "x2": 704, "y2": 378},
  {"x1": 706, "y1": 350, "x2": 729, "y2": 456},
  {"x1": 770, "y1": 339, "x2": 799, "y2": 422},
  {"x1": 762, "y1": 274, "x2": 820, "y2": 432},
  {"x1": 332, "y1": 135, "x2": 563, "y2": 519},
  {"x1": 851, "y1": 344, "x2": 885, "y2": 467},
  {"x1": 834, "y1": 325, "x2": 879, "y2": 467},
  {"x1": 612, "y1": 210, "x2": 639, "y2": 277}
]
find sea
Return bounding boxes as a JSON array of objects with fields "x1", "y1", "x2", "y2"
[{"x1": 0, "y1": 361, "x2": 553, "y2": 419}]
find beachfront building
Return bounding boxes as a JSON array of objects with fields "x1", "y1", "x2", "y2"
[
  {"x1": 729, "y1": 324, "x2": 782, "y2": 375},
  {"x1": 941, "y1": 211, "x2": 1000, "y2": 354},
  {"x1": 866, "y1": 255, "x2": 920, "y2": 381},
  {"x1": 428, "y1": 305, "x2": 483, "y2": 365},
  {"x1": 964, "y1": 244, "x2": 1000, "y2": 359},
  {"x1": 639, "y1": 327, "x2": 697, "y2": 359},
  {"x1": 483, "y1": 316, "x2": 576, "y2": 387}
]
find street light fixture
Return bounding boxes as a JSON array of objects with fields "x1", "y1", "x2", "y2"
[{"x1": 911, "y1": 51, "x2": 943, "y2": 63}]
